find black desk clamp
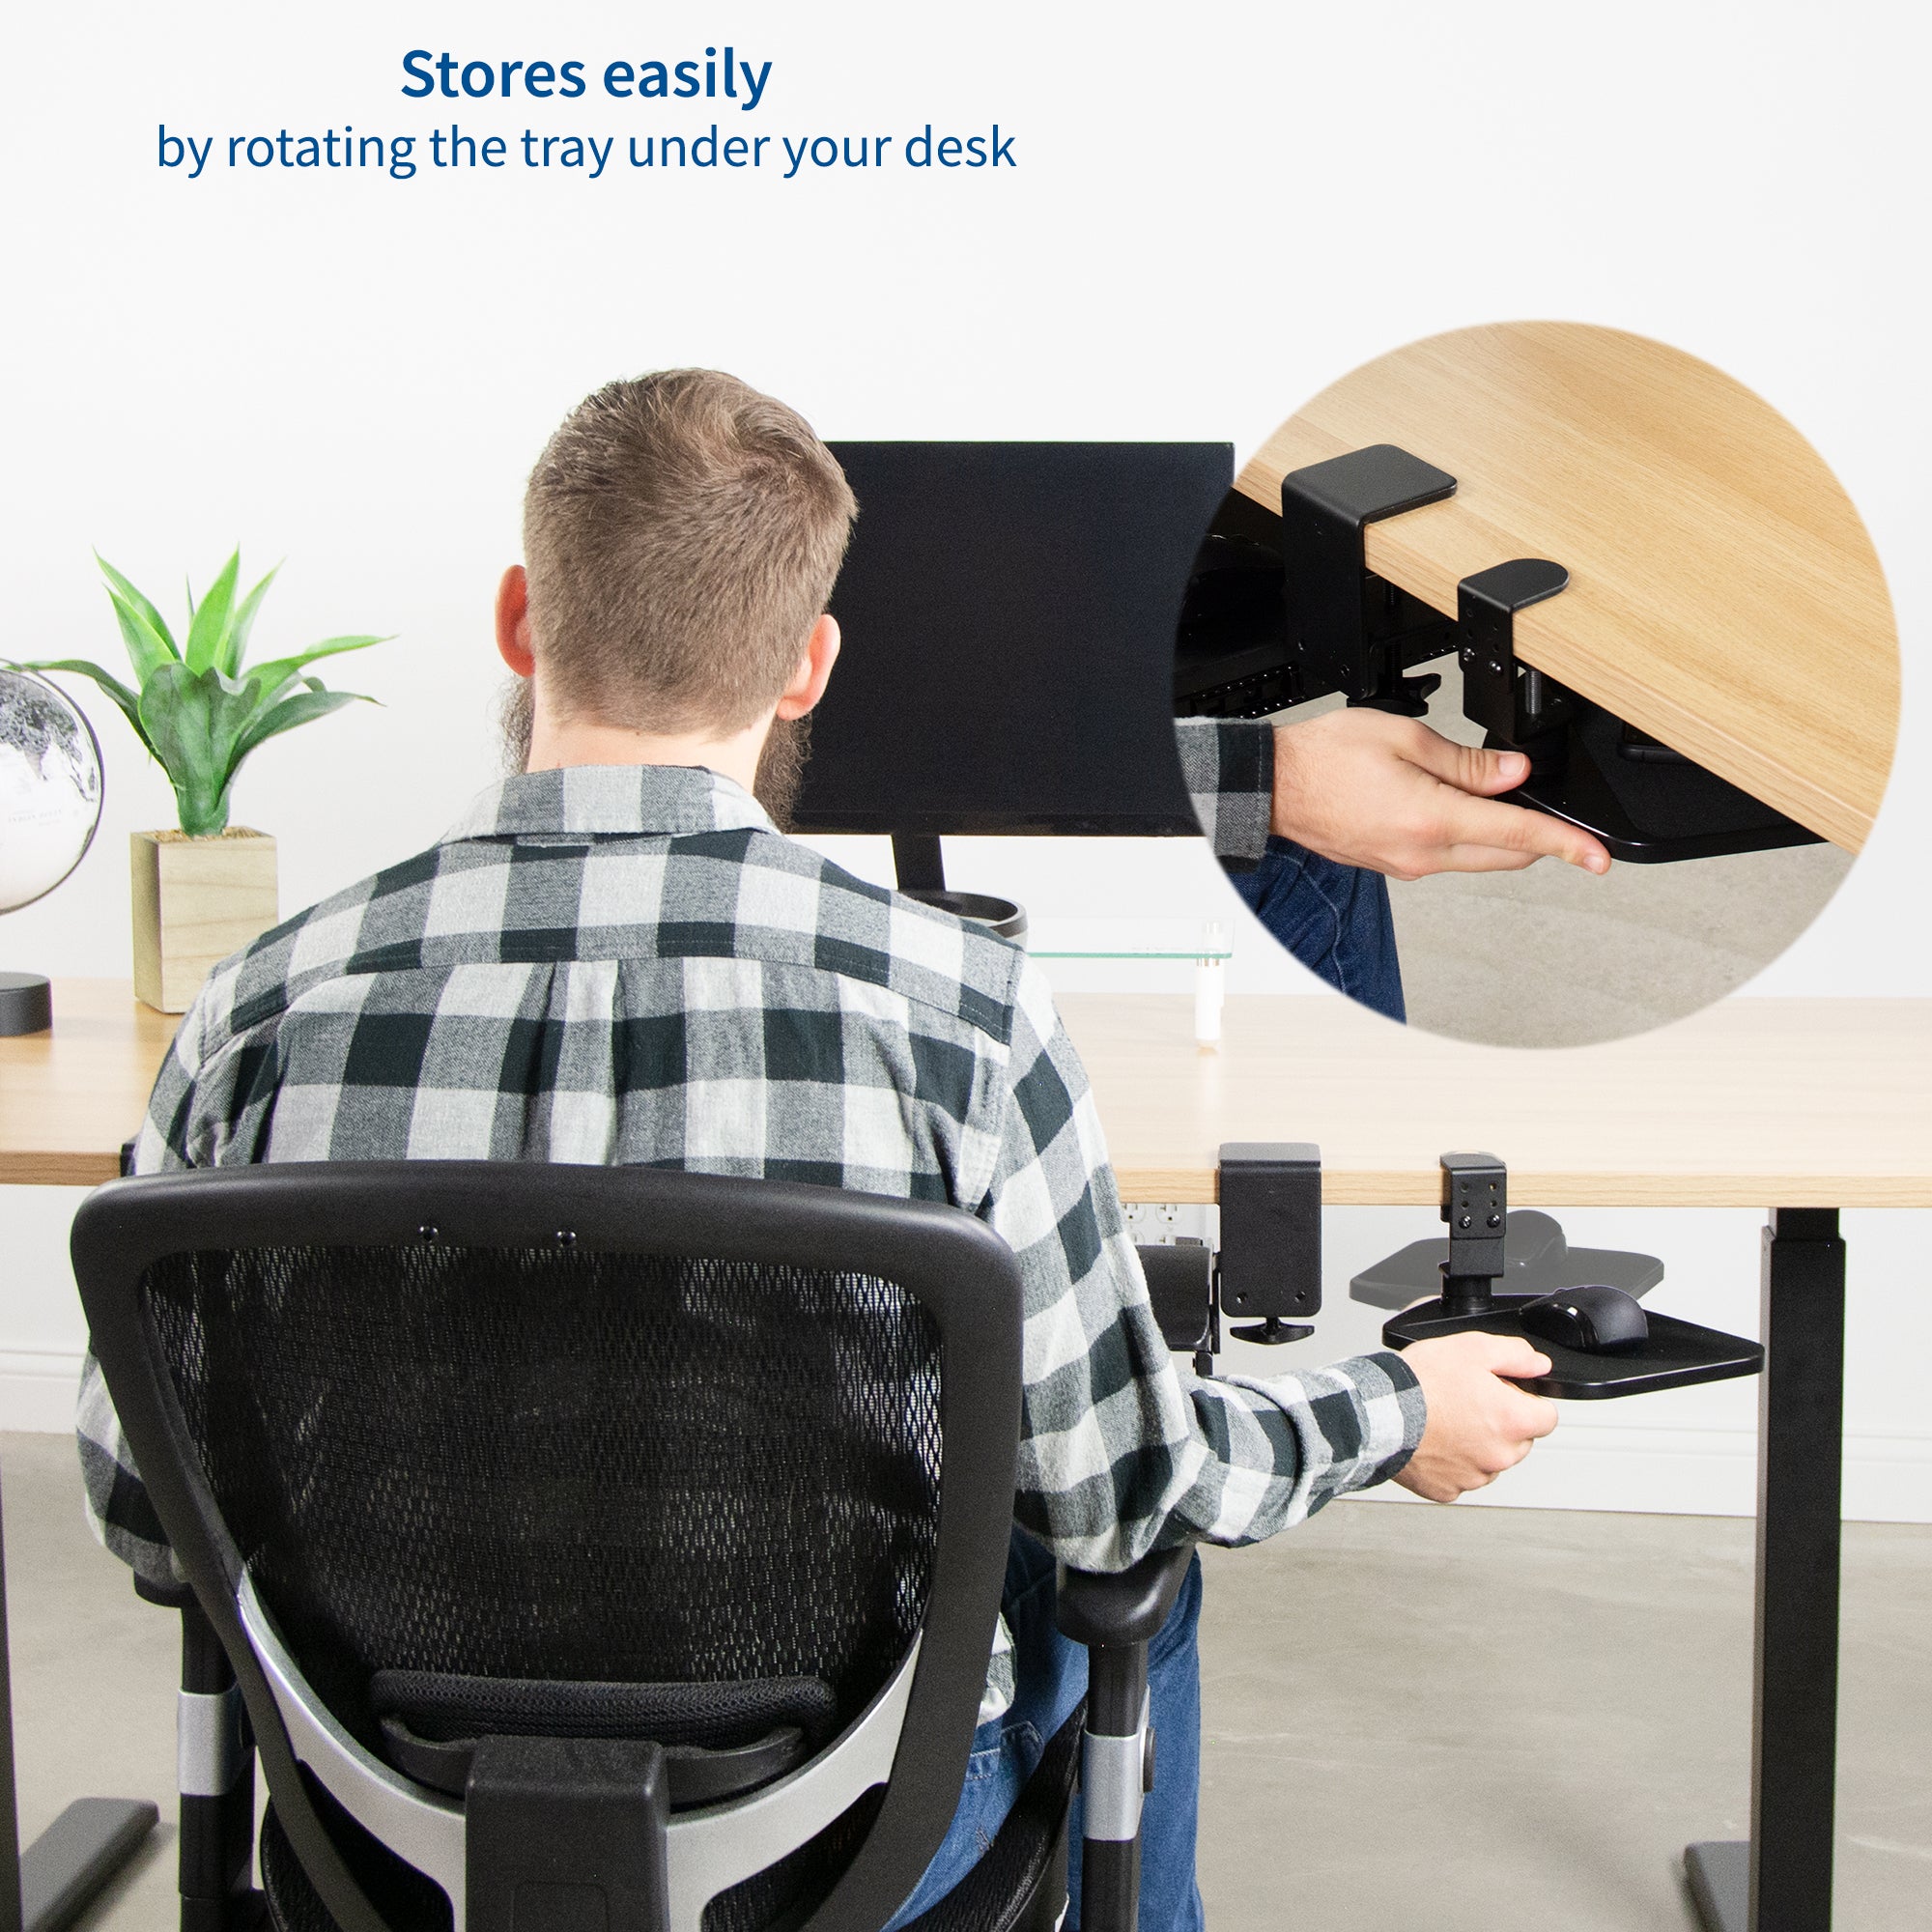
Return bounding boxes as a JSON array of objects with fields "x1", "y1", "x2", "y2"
[
  {"x1": 1379, "y1": 1153, "x2": 1762, "y2": 1399},
  {"x1": 1138, "y1": 1143, "x2": 1321, "y2": 1378},
  {"x1": 1454, "y1": 560, "x2": 1823, "y2": 863},
  {"x1": 1279, "y1": 446, "x2": 1459, "y2": 717},
  {"x1": 1174, "y1": 444, "x2": 1824, "y2": 862}
]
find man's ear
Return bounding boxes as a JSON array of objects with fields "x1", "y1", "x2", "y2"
[
  {"x1": 496, "y1": 565, "x2": 535, "y2": 676},
  {"x1": 773, "y1": 613, "x2": 841, "y2": 721}
]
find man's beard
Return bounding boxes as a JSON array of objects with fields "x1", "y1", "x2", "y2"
[
  {"x1": 499, "y1": 678, "x2": 811, "y2": 831},
  {"x1": 753, "y1": 713, "x2": 811, "y2": 829},
  {"x1": 499, "y1": 678, "x2": 535, "y2": 772}
]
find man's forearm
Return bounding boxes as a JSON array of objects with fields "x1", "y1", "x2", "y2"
[{"x1": 988, "y1": 971, "x2": 1426, "y2": 1568}]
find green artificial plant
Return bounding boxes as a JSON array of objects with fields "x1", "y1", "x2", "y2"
[{"x1": 14, "y1": 553, "x2": 388, "y2": 837}]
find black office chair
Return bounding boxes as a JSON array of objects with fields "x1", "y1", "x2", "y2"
[{"x1": 73, "y1": 1162, "x2": 1190, "y2": 1932}]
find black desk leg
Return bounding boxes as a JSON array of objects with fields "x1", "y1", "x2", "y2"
[
  {"x1": 1688, "y1": 1208, "x2": 1846, "y2": 1932},
  {"x1": 0, "y1": 1475, "x2": 157, "y2": 1932}
]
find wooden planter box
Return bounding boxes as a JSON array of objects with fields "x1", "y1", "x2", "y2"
[{"x1": 130, "y1": 829, "x2": 278, "y2": 1012}]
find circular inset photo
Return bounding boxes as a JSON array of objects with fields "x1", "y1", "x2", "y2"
[{"x1": 1173, "y1": 321, "x2": 1899, "y2": 1047}]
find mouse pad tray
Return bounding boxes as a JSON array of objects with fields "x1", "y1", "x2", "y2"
[{"x1": 1381, "y1": 1300, "x2": 1763, "y2": 1399}]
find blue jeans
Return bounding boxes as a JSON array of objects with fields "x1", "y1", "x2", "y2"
[
  {"x1": 1230, "y1": 836, "x2": 1406, "y2": 1023},
  {"x1": 887, "y1": 1529, "x2": 1205, "y2": 1931}
]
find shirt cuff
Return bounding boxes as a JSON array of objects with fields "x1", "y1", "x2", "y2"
[
  {"x1": 1174, "y1": 717, "x2": 1273, "y2": 871},
  {"x1": 1358, "y1": 1347, "x2": 1427, "y2": 1486}
]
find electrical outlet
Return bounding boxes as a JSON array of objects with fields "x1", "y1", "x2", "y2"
[{"x1": 1122, "y1": 1203, "x2": 1215, "y2": 1247}]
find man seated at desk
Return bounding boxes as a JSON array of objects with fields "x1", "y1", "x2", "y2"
[{"x1": 76, "y1": 369, "x2": 1559, "y2": 1930}]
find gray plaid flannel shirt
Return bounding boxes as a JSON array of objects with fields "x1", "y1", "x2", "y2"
[
  {"x1": 1175, "y1": 716, "x2": 1272, "y2": 870},
  {"x1": 76, "y1": 755, "x2": 1418, "y2": 1719}
]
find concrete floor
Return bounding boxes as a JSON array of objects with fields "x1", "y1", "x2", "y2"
[
  {"x1": 1383, "y1": 686, "x2": 1857, "y2": 1048},
  {"x1": 1388, "y1": 839, "x2": 1853, "y2": 1048},
  {"x1": 1198, "y1": 1502, "x2": 1932, "y2": 1931},
  {"x1": 4, "y1": 1434, "x2": 1927, "y2": 1931},
  {"x1": 3, "y1": 1435, "x2": 179, "y2": 1931}
]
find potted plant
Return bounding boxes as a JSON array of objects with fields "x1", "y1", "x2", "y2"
[{"x1": 13, "y1": 553, "x2": 388, "y2": 1011}]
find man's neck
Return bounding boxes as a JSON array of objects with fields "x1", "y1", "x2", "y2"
[{"x1": 526, "y1": 711, "x2": 768, "y2": 796}]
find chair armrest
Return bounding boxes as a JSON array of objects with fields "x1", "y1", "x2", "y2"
[
  {"x1": 1053, "y1": 1545, "x2": 1193, "y2": 1651},
  {"x1": 133, "y1": 1571, "x2": 196, "y2": 1611},
  {"x1": 1054, "y1": 1547, "x2": 1195, "y2": 1932}
]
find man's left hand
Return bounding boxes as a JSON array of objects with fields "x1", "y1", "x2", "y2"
[{"x1": 1270, "y1": 708, "x2": 1613, "y2": 881}]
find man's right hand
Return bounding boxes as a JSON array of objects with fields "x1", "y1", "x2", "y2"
[{"x1": 1393, "y1": 1331, "x2": 1561, "y2": 1502}]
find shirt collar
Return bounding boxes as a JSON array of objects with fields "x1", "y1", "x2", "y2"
[{"x1": 441, "y1": 764, "x2": 778, "y2": 842}]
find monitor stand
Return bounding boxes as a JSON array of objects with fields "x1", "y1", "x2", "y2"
[{"x1": 891, "y1": 836, "x2": 1028, "y2": 943}]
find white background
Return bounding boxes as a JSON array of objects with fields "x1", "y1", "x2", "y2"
[{"x1": 3, "y1": 2, "x2": 1927, "y2": 1515}]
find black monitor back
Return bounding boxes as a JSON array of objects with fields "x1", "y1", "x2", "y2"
[{"x1": 792, "y1": 442, "x2": 1231, "y2": 837}]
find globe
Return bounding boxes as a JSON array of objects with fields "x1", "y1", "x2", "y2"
[{"x1": 1, "y1": 668, "x2": 104, "y2": 1034}]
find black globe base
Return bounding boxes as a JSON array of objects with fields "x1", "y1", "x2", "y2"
[{"x1": 0, "y1": 971, "x2": 54, "y2": 1037}]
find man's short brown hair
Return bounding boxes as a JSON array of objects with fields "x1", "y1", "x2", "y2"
[{"x1": 522, "y1": 369, "x2": 857, "y2": 734}]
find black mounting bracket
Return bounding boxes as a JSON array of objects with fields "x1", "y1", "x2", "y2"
[
  {"x1": 467, "y1": 1735, "x2": 670, "y2": 1932},
  {"x1": 1136, "y1": 1143, "x2": 1323, "y2": 1375},
  {"x1": 1380, "y1": 1152, "x2": 1763, "y2": 1399},
  {"x1": 1457, "y1": 559, "x2": 1575, "y2": 753},
  {"x1": 1138, "y1": 1239, "x2": 1218, "y2": 1378},
  {"x1": 1280, "y1": 445, "x2": 1460, "y2": 715},
  {"x1": 1452, "y1": 560, "x2": 1825, "y2": 863},
  {"x1": 1173, "y1": 446, "x2": 1461, "y2": 722},
  {"x1": 1440, "y1": 1149, "x2": 1509, "y2": 1310},
  {"x1": 1215, "y1": 1142, "x2": 1321, "y2": 1345}
]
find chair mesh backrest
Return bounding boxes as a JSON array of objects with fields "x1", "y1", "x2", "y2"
[{"x1": 141, "y1": 1241, "x2": 944, "y2": 1751}]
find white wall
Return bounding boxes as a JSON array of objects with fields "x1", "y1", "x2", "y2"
[{"x1": 6, "y1": 3, "x2": 1928, "y2": 1516}]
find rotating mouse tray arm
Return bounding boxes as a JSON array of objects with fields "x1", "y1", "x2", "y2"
[{"x1": 1378, "y1": 1154, "x2": 1763, "y2": 1400}]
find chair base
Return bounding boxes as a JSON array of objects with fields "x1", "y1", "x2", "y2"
[
  {"x1": 19, "y1": 1797, "x2": 158, "y2": 1932},
  {"x1": 1684, "y1": 1840, "x2": 1747, "y2": 1932}
]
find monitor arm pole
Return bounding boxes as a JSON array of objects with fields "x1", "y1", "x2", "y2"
[
  {"x1": 888, "y1": 835, "x2": 1028, "y2": 943},
  {"x1": 891, "y1": 835, "x2": 947, "y2": 895}
]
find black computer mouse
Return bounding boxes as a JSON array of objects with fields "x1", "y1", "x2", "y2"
[{"x1": 1520, "y1": 1283, "x2": 1649, "y2": 1355}]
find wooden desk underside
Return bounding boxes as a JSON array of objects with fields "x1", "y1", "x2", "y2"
[{"x1": 1239, "y1": 323, "x2": 1898, "y2": 853}]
